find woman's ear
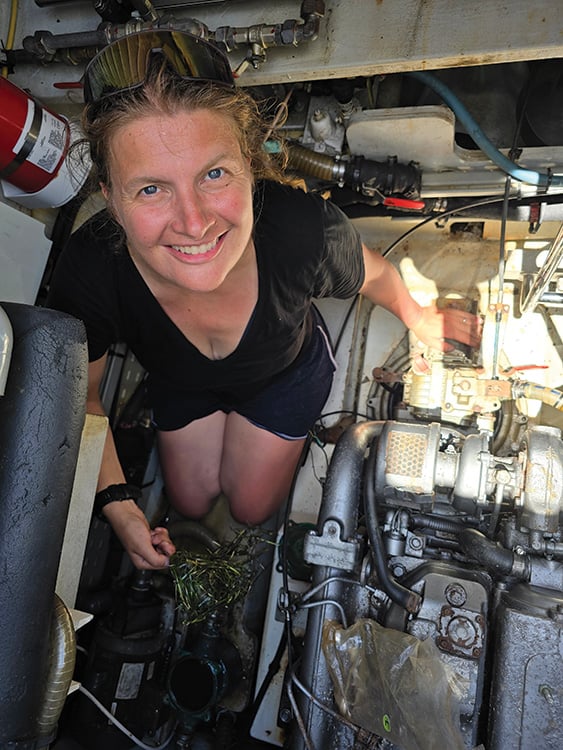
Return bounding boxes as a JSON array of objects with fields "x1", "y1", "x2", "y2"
[{"x1": 100, "y1": 183, "x2": 110, "y2": 202}]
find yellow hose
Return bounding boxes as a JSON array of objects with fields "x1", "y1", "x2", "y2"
[
  {"x1": 513, "y1": 381, "x2": 563, "y2": 411},
  {"x1": 2, "y1": 0, "x2": 19, "y2": 78}
]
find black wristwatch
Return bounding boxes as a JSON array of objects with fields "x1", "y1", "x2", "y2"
[{"x1": 94, "y1": 483, "x2": 142, "y2": 520}]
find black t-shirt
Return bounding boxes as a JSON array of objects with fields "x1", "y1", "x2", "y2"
[{"x1": 47, "y1": 180, "x2": 365, "y2": 393}]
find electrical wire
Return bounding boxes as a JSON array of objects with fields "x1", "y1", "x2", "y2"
[
  {"x1": 317, "y1": 408, "x2": 372, "y2": 423},
  {"x1": 299, "y1": 575, "x2": 381, "y2": 605},
  {"x1": 381, "y1": 195, "x2": 514, "y2": 259},
  {"x1": 265, "y1": 85, "x2": 294, "y2": 143},
  {"x1": 367, "y1": 346, "x2": 410, "y2": 421},
  {"x1": 245, "y1": 624, "x2": 288, "y2": 732},
  {"x1": 244, "y1": 443, "x2": 327, "y2": 735},
  {"x1": 287, "y1": 675, "x2": 315, "y2": 750},
  {"x1": 491, "y1": 177, "x2": 513, "y2": 380},
  {"x1": 2, "y1": 0, "x2": 19, "y2": 78},
  {"x1": 332, "y1": 295, "x2": 360, "y2": 354},
  {"x1": 308, "y1": 435, "x2": 330, "y2": 486},
  {"x1": 297, "y1": 599, "x2": 348, "y2": 628},
  {"x1": 291, "y1": 669, "x2": 369, "y2": 737},
  {"x1": 77, "y1": 685, "x2": 176, "y2": 750}
]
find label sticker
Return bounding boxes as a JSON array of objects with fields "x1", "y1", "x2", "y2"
[{"x1": 27, "y1": 110, "x2": 67, "y2": 174}]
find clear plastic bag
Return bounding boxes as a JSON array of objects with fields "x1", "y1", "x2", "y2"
[{"x1": 322, "y1": 618, "x2": 467, "y2": 750}]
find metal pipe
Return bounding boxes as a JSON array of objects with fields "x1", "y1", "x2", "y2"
[
  {"x1": 130, "y1": 0, "x2": 160, "y2": 23},
  {"x1": 294, "y1": 421, "x2": 385, "y2": 750},
  {"x1": 520, "y1": 221, "x2": 563, "y2": 313}
]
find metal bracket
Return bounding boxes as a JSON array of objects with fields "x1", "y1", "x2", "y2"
[{"x1": 303, "y1": 519, "x2": 361, "y2": 571}]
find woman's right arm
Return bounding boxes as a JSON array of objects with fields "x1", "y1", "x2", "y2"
[{"x1": 88, "y1": 355, "x2": 175, "y2": 569}]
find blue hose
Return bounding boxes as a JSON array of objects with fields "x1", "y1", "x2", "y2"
[{"x1": 409, "y1": 70, "x2": 563, "y2": 188}]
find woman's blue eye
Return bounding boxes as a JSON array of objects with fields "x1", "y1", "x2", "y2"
[
  {"x1": 207, "y1": 168, "x2": 223, "y2": 180},
  {"x1": 142, "y1": 185, "x2": 158, "y2": 195}
]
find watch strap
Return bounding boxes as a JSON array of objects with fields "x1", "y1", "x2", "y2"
[{"x1": 94, "y1": 483, "x2": 142, "y2": 520}]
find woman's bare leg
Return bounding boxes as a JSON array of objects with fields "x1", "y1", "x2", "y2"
[
  {"x1": 157, "y1": 410, "x2": 226, "y2": 517},
  {"x1": 157, "y1": 410, "x2": 305, "y2": 524},
  {"x1": 220, "y1": 412, "x2": 306, "y2": 525}
]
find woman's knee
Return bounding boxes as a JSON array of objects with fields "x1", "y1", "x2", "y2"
[
  {"x1": 162, "y1": 463, "x2": 221, "y2": 518},
  {"x1": 157, "y1": 415, "x2": 225, "y2": 517},
  {"x1": 229, "y1": 503, "x2": 272, "y2": 527},
  {"x1": 226, "y1": 484, "x2": 286, "y2": 526},
  {"x1": 166, "y1": 483, "x2": 219, "y2": 519}
]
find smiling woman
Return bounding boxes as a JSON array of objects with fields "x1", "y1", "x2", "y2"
[
  {"x1": 47, "y1": 30, "x2": 481, "y2": 570},
  {"x1": 105, "y1": 108, "x2": 255, "y2": 297}
]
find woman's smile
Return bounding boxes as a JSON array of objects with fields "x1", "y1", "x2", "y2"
[
  {"x1": 167, "y1": 231, "x2": 228, "y2": 264},
  {"x1": 171, "y1": 236, "x2": 221, "y2": 256}
]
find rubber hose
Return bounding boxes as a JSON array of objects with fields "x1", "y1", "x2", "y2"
[
  {"x1": 364, "y1": 441, "x2": 422, "y2": 614},
  {"x1": 459, "y1": 527, "x2": 516, "y2": 577},
  {"x1": 409, "y1": 69, "x2": 563, "y2": 188},
  {"x1": 287, "y1": 143, "x2": 336, "y2": 181},
  {"x1": 512, "y1": 380, "x2": 563, "y2": 411},
  {"x1": 286, "y1": 143, "x2": 421, "y2": 196},
  {"x1": 412, "y1": 513, "x2": 466, "y2": 535}
]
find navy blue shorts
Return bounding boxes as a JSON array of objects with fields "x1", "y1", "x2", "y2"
[{"x1": 151, "y1": 309, "x2": 337, "y2": 439}]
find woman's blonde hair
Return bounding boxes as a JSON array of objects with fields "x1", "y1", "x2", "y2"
[{"x1": 81, "y1": 64, "x2": 288, "y2": 192}]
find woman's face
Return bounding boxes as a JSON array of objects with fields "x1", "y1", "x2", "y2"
[{"x1": 104, "y1": 108, "x2": 254, "y2": 295}]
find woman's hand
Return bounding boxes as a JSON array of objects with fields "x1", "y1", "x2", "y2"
[
  {"x1": 103, "y1": 499, "x2": 176, "y2": 569},
  {"x1": 358, "y1": 247, "x2": 483, "y2": 352},
  {"x1": 410, "y1": 304, "x2": 483, "y2": 352}
]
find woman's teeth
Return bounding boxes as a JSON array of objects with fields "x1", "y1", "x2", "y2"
[{"x1": 172, "y1": 238, "x2": 218, "y2": 255}]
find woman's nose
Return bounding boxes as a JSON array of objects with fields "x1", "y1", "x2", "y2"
[{"x1": 171, "y1": 189, "x2": 213, "y2": 238}]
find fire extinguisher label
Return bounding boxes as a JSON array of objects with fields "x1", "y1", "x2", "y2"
[
  {"x1": 11, "y1": 100, "x2": 68, "y2": 175},
  {"x1": 27, "y1": 109, "x2": 67, "y2": 174}
]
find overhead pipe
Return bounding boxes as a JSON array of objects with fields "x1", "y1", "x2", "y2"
[{"x1": 15, "y1": 3, "x2": 325, "y2": 68}]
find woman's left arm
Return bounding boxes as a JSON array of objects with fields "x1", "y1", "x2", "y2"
[{"x1": 359, "y1": 243, "x2": 482, "y2": 351}]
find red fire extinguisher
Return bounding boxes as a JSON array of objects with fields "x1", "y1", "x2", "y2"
[{"x1": 0, "y1": 76, "x2": 71, "y2": 194}]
